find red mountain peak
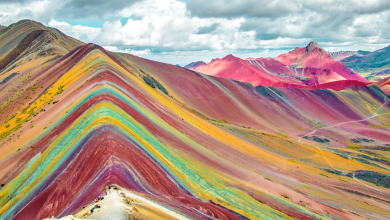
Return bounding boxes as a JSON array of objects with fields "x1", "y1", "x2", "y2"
[{"x1": 305, "y1": 41, "x2": 324, "y2": 53}]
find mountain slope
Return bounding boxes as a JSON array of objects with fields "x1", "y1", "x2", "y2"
[
  {"x1": 0, "y1": 19, "x2": 83, "y2": 74},
  {"x1": 187, "y1": 54, "x2": 306, "y2": 87},
  {"x1": 184, "y1": 61, "x2": 206, "y2": 69},
  {"x1": 0, "y1": 21, "x2": 390, "y2": 220},
  {"x1": 187, "y1": 42, "x2": 370, "y2": 89},
  {"x1": 374, "y1": 76, "x2": 390, "y2": 95},
  {"x1": 341, "y1": 45, "x2": 390, "y2": 81},
  {"x1": 328, "y1": 50, "x2": 370, "y2": 61},
  {"x1": 276, "y1": 41, "x2": 369, "y2": 83}
]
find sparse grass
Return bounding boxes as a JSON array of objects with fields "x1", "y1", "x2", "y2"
[
  {"x1": 348, "y1": 143, "x2": 363, "y2": 149},
  {"x1": 292, "y1": 124, "x2": 302, "y2": 131},
  {"x1": 277, "y1": 132, "x2": 287, "y2": 139},
  {"x1": 287, "y1": 158, "x2": 297, "y2": 163},
  {"x1": 320, "y1": 173, "x2": 329, "y2": 178}
]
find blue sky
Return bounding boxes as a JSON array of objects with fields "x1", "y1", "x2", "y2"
[{"x1": 1, "y1": 0, "x2": 390, "y2": 65}]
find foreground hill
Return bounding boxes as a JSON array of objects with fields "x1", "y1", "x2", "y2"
[
  {"x1": 1, "y1": 20, "x2": 390, "y2": 220},
  {"x1": 186, "y1": 42, "x2": 370, "y2": 90},
  {"x1": 0, "y1": 20, "x2": 83, "y2": 74}
]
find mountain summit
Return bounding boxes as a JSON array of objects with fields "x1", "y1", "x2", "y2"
[
  {"x1": 276, "y1": 41, "x2": 369, "y2": 83},
  {"x1": 186, "y1": 41, "x2": 369, "y2": 88},
  {"x1": 183, "y1": 61, "x2": 206, "y2": 69},
  {"x1": 305, "y1": 41, "x2": 324, "y2": 53}
]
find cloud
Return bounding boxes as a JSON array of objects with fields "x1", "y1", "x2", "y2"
[
  {"x1": 185, "y1": 0, "x2": 390, "y2": 46},
  {"x1": 186, "y1": 0, "x2": 301, "y2": 19},
  {"x1": 0, "y1": 0, "x2": 30, "y2": 2},
  {"x1": 0, "y1": 0, "x2": 60, "y2": 24},
  {"x1": 57, "y1": 0, "x2": 142, "y2": 20},
  {"x1": 103, "y1": 46, "x2": 151, "y2": 56},
  {"x1": 1, "y1": 0, "x2": 390, "y2": 65},
  {"x1": 0, "y1": 0, "x2": 141, "y2": 25},
  {"x1": 48, "y1": 19, "x2": 101, "y2": 42},
  {"x1": 186, "y1": 0, "x2": 390, "y2": 19},
  {"x1": 93, "y1": 0, "x2": 256, "y2": 51},
  {"x1": 196, "y1": 23, "x2": 219, "y2": 34}
]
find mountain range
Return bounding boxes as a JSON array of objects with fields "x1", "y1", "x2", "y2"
[
  {"x1": 185, "y1": 41, "x2": 390, "y2": 89},
  {"x1": 340, "y1": 45, "x2": 390, "y2": 81},
  {"x1": 1, "y1": 20, "x2": 390, "y2": 220}
]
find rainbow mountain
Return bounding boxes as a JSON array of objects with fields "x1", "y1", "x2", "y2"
[{"x1": 1, "y1": 20, "x2": 390, "y2": 220}]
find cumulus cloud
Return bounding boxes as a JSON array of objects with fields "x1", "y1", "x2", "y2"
[
  {"x1": 48, "y1": 19, "x2": 101, "y2": 42},
  {"x1": 0, "y1": 0, "x2": 60, "y2": 24},
  {"x1": 56, "y1": 0, "x2": 141, "y2": 20},
  {"x1": 186, "y1": 0, "x2": 390, "y2": 46},
  {"x1": 0, "y1": 0, "x2": 31, "y2": 2},
  {"x1": 196, "y1": 23, "x2": 220, "y2": 34},
  {"x1": 94, "y1": 0, "x2": 257, "y2": 51},
  {"x1": 186, "y1": 0, "x2": 390, "y2": 19},
  {"x1": 186, "y1": 0, "x2": 301, "y2": 18},
  {"x1": 1, "y1": 0, "x2": 390, "y2": 65},
  {"x1": 103, "y1": 46, "x2": 151, "y2": 56}
]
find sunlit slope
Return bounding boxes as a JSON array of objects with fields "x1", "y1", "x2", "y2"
[
  {"x1": 0, "y1": 19, "x2": 83, "y2": 59},
  {"x1": 0, "y1": 31, "x2": 390, "y2": 219},
  {"x1": 0, "y1": 19, "x2": 84, "y2": 99}
]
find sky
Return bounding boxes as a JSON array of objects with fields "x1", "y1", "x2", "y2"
[{"x1": 1, "y1": 0, "x2": 390, "y2": 65}]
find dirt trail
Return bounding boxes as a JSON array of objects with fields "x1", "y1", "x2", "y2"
[{"x1": 87, "y1": 188, "x2": 128, "y2": 220}]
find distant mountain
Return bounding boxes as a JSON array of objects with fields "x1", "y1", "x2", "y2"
[
  {"x1": 186, "y1": 54, "x2": 309, "y2": 87},
  {"x1": 328, "y1": 50, "x2": 370, "y2": 61},
  {"x1": 186, "y1": 41, "x2": 369, "y2": 89},
  {"x1": 184, "y1": 61, "x2": 206, "y2": 69},
  {"x1": 366, "y1": 69, "x2": 390, "y2": 81},
  {"x1": 276, "y1": 41, "x2": 368, "y2": 83},
  {"x1": 373, "y1": 76, "x2": 390, "y2": 95},
  {"x1": 340, "y1": 45, "x2": 390, "y2": 81}
]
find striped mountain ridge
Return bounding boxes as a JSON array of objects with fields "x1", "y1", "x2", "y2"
[
  {"x1": 0, "y1": 19, "x2": 83, "y2": 75},
  {"x1": 0, "y1": 21, "x2": 390, "y2": 220}
]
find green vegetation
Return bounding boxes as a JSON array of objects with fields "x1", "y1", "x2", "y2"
[
  {"x1": 209, "y1": 118, "x2": 229, "y2": 123},
  {"x1": 0, "y1": 76, "x2": 65, "y2": 145},
  {"x1": 348, "y1": 143, "x2": 363, "y2": 149},
  {"x1": 4, "y1": 114, "x2": 16, "y2": 124},
  {"x1": 341, "y1": 47, "x2": 390, "y2": 74},
  {"x1": 56, "y1": 84, "x2": 64, "y2": 95},
  {"x1": 292, "y1": 124, "x2": 302, "y2": 131},
  {"x1": 287, "y1": 158, "x2": 298, "y2": 163},
  {"x1": 142, "y1": 75, "x2": 169, "y2": 96}
]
